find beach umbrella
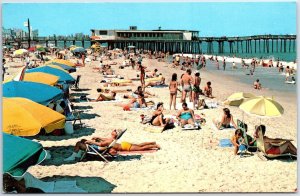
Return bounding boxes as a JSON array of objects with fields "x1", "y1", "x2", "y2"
[
  {"x1": 72, "y1": 47, "x2": 86, "y2": 53},
  {"x1": 23, "y1": 72, "x2": 59, "y2": 86},
  {"x1": 28, "y1": 47, "x2": 36, "y2": 52},
  {"x1": 3, "y1": 133, "x2": 47, "y2": 177},
  {"x1": 46, "y1": 62, "x2": 76, "y2": 73},
  {"x1": 44, "y1": 64, "x2": 69, "y2": 73},
  {"x1": 3, "y1": 97, "x2": 66, "y2": 136},
  {"x1": 26, "y1": 66, "x2": 75, "y2": 84},
  {"x1": 36, "y1": 45, "x2": 43, "y2": 48},
  {"x1": 3, "y1": 81, "x2": 63, "y2": 106},
  {"x1": 37, "y1": 47, "x2": 46, "y2": 52},
  {"x1": 13, "y1": 49, "x2": 28, "y2": 56},
  {"x1": 239, "y1": 96, "x2": 284, "y2": 117},
  {"x1": 224, "y1": 92, "x2": 256, "y2": 106},
  {"x1": 48, "y1": 59, "x2": 76, "y2": 67}
]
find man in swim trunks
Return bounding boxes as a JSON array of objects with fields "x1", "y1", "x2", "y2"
[
  {"x1": 181, "y1": 69, "x2": 193, "y2": 103},
  {"x1": 203, "y1": 81, "x2": 213, "y2": 98},
  {"x1": 192, "y1": 71, "x2": 201, "y2": 109}
]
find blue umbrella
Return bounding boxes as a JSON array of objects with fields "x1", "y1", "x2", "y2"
[
  {"x1": 26, "y1": 66, "x2": 75, "y2": 84},
  {"x1": 3, "y1": 81, "x2": 63, "y2": 106},
  {"x1": 72, "y1": 47, "x2": 86, "y2": 53},
  {"x1": 47, "y1": 62, "x2": 76, "y2": 73},
  {"x1": 3, "y1": 133, "x2": 47, "y2": 177}
]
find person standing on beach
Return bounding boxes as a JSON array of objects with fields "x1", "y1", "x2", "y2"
[
  {"x1": 192, "y1": 71, "x2": 201, "y2": 110},
  {"x1": 216, "y1": 59, "x2": 220, "y2": 70},
  {"x1": 81, "y1": 53, "x2": 85, "y2": 66},
  {"x1": 138, "y1": 62, "x2": 146, "y2": 90},
  {"x1": 181, "y1": 69, "x2": 193, "y2": 103},
  {"x1": 169, "y1": 73, "x2": 178, "y2": 110},
  {"x1": 223, "y1": 57, "x2": 226, "y2": 71},
  {"x1": 285, "y1": 66, "x2": 291, "y2": 81}
]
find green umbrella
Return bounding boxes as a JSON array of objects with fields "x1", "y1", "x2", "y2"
[
  {"x1": 37, "y1": 47, "x2": 46, "y2": 52},
  {"x1": 3, "y1": 133, "x2": 47, "y2": 177}
]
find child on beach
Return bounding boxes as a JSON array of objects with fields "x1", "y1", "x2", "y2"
[
  {"x1": 253, "y1": 79, "x2": 262, "y2": 90},
  {"x1": 169, "y1": 73, "x2": 178, "y2": 110},
  {"x1": 203, "y1": 81, "x2": 213, "y2": 98},
  {"x1": 231, "y1": 129, "x2": 244, "y2": 155}
]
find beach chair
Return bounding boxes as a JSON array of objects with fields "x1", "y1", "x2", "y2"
[
  {"x1": 256, "y1": 127, "x2": 297, "y2": 160},
  {"x1": 80, "y1": 129, "x2": 127, "y2": 162},
  {"x1": 237, "y1": 119, "x2": 257, "y2": 156},
  {"x1": 71, "y1": 75, "x2": 81, "y2": 89},
  {"x1": 64, "y1": 99, "x2": 83, "y2": 129}
]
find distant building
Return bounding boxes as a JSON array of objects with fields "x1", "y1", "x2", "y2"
[
  {"x1": 90, "y1": 26, "x2": 199, "y2": 42},
  {"x1": 32, "y1": 29, "x2": 39, "y2": 39}
]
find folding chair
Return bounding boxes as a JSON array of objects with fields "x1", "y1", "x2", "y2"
[
  {"x1": 71, "y1": 75, "x2": 81, "y2": 89},
  {"x1": 64, "y1": 99, "x2": 83, "y2": 129},
  {"x1": 237, "y1": 119, "x2": 258, "y2": 156},
  {"x1": 80, "y1": 129, "x2": 127, "y2": 162}
]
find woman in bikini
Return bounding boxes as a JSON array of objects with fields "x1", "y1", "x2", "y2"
[
  {"x1": 176, "y1": 102, "x2": 195, "y2": 127},
  {"x1": 255, "y1": 125, "x2": 297, "y2": 155},
  {"x1": 213, "y1": 108, "x2": 237, "y2": 130},
  {"x1": 150, "y1": 102, "x2": 170, "y2": 127},
  {"x1": 169, "y1": 73, "x2": 178, "y2": 110},
  {"x1": 90, "y1": 92, "x2": 116, "y2": 102}
]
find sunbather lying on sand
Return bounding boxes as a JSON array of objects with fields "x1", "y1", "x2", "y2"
[
  {"x1": 145, "y1": 77, "x2": 166, "y2": 88},
  {"x1": 89, "y1": 92, "x2": 116, "y2": 102},
  {"x1": 213, "y1": 108, "x2": 237, "y2": 130},
  {"x1": 117, "y1": 93, "x2": 147, "y2": 109},
  {"x1": 64, "y1": 130, "x2": 161, "y2": 161},
  {"x1": 176, "y1": 102, "x2": 195, "y2": 127},
  {"x1": 123, "y1": 86, "x2": 155, "y2": 99},
  {"x1": 255, "y1": 125, "x2": 297, "y2": 155}
]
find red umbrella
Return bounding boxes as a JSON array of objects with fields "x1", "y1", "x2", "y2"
[{"x1": 28, "y1": 47, "x2": 36, "y2": 52}]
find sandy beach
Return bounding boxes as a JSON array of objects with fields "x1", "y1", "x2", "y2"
[{"x1": 4, "y1": 52, "x2": 297, "y2": 193}]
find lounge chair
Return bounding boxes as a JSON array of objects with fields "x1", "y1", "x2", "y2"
[
  {"x1": 80, "y1": 129, "x2": 127, "y2": 162},
  {"x1": 71, "y1": 75, "x2": 81, "y2": 90},
  {"x1": 237, "y1": 119, "x2": 257, "y2": 156},
  {"x1": 64, "y1": 99, "x2": 83, "y2": 129},
  {"x1": 256, "y1": 127, "x2": 297, "y2": 160}
]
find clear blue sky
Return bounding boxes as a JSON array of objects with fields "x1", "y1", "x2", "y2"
[{"x1": 2, "y1": 2, "x2": 296, "y2": 37}]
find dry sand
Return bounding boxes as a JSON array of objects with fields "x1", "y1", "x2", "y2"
[{"x1": 4, "y1": 52, "x2": 297, "y2": 192}]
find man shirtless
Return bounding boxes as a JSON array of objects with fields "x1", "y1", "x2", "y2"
[
  {"x1": 181, "y1": 69, "x2": 193, "y2": 103},
  {"x1": 203, "y1": 81, "x2": 213, "y2": 98},
  {"x1": 192, "y1": 71, "x2": 201, "y2": 109}
]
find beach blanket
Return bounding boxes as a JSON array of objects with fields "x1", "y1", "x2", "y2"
[
  {"x1": 211, "y1": 121, "x2": 235, "y2": 131},
  {"x1": 150, "y1": 84, "x2": 168, "y2": 88},
  {"x1": 219, "y1": 139, "x2": 233, "y2": 147},
  {"x1": 118, "y1": 149, "x2": 157, "y2": 155},
  {"x1": 181, "y1": 123, "x2": 201, "y2": 130},
  {"x1": 130, "y1": 106, "x2": 155, "y2": 111},
  {"x1": 23, "y1": 173, "x2": 86, "y2": 193}
]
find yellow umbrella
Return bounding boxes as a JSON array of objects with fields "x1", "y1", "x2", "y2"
[
  {"x1": 3, "y1": 97, "x2": 66, "y2": 136},
  {"x1": 44, "y1": 65, "x2": 69, "y2": 73},
  {"x1": 239, "y1": 96, "x2": 284, "y2": 117},
  {"x1": 23, "y1": 72, "x2": 59, "y2": 86},
  {"x1": 36, "y1": 45, "x2": 43, "y2": 48},
  {"x1": 14, "y1": 49, "x2": 28, "y2": 56},
  {"x1": 46, "y1": 59, "x2": 76, "y2": 67},
  {"x1": 224, "y1": 92, "x2": 256, "y2": 106}
]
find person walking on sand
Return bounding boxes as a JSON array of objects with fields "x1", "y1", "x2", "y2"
[
  {"x1": 138, "y1": 62, "x2": 146, "y2": 90},
  {"x1": 169, "y1": 73, "x2": 178, "y2": 110},
  {"x1": 181, "y1": 69, "x2": 193, "y2": 103}
]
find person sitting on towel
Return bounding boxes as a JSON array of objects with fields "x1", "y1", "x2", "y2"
[
  {"x1": 150, "y1": 102, "x2": 171, "y2": 127},
  {"x1": 231, "y1": 129, "x2": 244, "y2": 155},
  {"x1": 176, "y1": 102, "x2": 195, "y2": 127},
  {"x1": 64, "y1": 129, "x2": 161, "y2": 161},
  {"x1": 254, "y1": 125, "x2": 297, "y2": 155},
  {"x1": 213, "y1": 108, "x2": 237, "y2": 130}
]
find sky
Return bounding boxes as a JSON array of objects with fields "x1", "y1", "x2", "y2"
[{"x1": 2, "y1": 2, "x2": 296, "y2": 37}]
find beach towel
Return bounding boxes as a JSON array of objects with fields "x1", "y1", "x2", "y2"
[
  {"x1": 130, "y1": 106, "x2": 155, "y2": 111},
  {"x1": 219, "y1": 139, "x2": 233, "y2": 147},
  {"x1": 104, "y1": 75, "x2": 117, "y2": 78},
  {"x1": 118, "y1": 149, "x2": 157, "y2": 155},
  {"x1": 181, "y1": 123, "x2": 201, "y2": 130},
  {"x1": 211, "y1": 121, "x2": 235, "y2": 131},
  {"x1": 150, "y1": 84, "x2": 169, "y2": 88}
]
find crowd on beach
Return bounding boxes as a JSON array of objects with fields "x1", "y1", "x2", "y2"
[{"x1": 2, "y1": 43, "x2": 297, "y2": 193}]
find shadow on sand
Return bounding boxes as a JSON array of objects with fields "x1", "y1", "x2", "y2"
[
  {"x1": 40, "y1": 175, "x2": 116, "y2": 193},
  {"x1": 71, "y1": 88, "x2": 92, "y2": 92}
]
